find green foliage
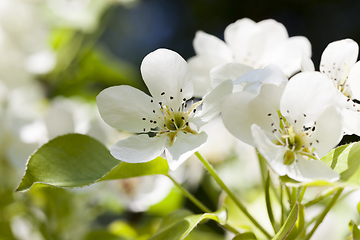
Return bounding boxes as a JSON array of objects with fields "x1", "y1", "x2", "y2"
[
  {"x1": 349, "y1": 220, "x2": 360, "y2": 240},
  {"x1": 232, "y1": 232, "x2": 257, "y2": 239},
  {"x1": 16, "y1": 134, "x2": 169, "y2": 192},
  {"x1": 148, "y1": 207, "x2": 227, "y2": 240},
  {"x1": 286, "y1": 203, "x2": 305, "y2": 239},
  {"x1": 272, "y1": 202, "x2": 299, "y2": 240},
  {"x1": 322, "y1": 142, "x2": 360, "y2": 181}
]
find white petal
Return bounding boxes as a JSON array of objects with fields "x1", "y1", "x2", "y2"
[
  {"x1": 166, "y1": 131, "x2": 208, "y2": 170},
  {"x1": 280, "y1": 72, "x2": 338, "y2": 125},
  {"x1": 110, "y1": 134, "x2": 167, "y2": 163},
  {"x1": 96, "y1": 85, "x2": 154, "y2": 132},
  {"x1": 192, "y1": 80, "x2": 233, "y2": 128},
  {"x1": 286, "y1": 155, "x2": 339, "y2": 182},
  {"x1": 221, "y1": 91, "x2": 278, "y2": 146},
  {"x1": 347, "y1": 61, "x2": 360, "y2": 100},
  {"x1": 188, "y1": 55, "x2": 228, "y2": 97},
  {"x1": 301, "y1": 53, "x2": 315, "y2": 72},
  {"x1": 210, "y1": 62, "x2": 253, "y2": 90},
  {"x1": 341, "y1": 109, "x2": 360, "y2": 135},
  {"x1": 256, "y1": 19, "x2": 289, "y2": 47},
  {"x1": 141, "y1": 49, "x2": 193, "y2": 107},
  {"x1": 224, "y1": 18, "x2": 256, "y2": 55},
  {"x1": 261, "y1": 36, "x2": 312, "y2": 76},
  {"x1": 320, "y1": 39, "x2": 359, "y2": 82},
  {"x1": 251, "y1": 124, "x2": 288, "y2": 176},
  {"x1": 235, "y1": 64, "x2": 288, "y2": 95},
  {"x1": 193, "y1": 31, "x2": 233, "y2": 61},
  {"x1": 306, "y1": 106, "x2": 343, "y2": 158}
]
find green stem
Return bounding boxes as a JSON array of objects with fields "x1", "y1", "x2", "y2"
[
  {"x1": 280, "y1": 183, "x2": 285, "y2": 226},
  {"x1": 298, "y1": 186, "x2": 307, "y2": 203},
  {"x1": 303, "y1": 187, "x2": 344, "y2": 240},
  {"x1": 303, "y1": 187, "x2": 338, "y2": 208},
  {"x1": 195, "y1": 151, "x2": 272, "y2": 238},
  {"x1": 166, "y1": 174, "x2": 239, "y2": 235},
  {"x1": 166, "y1": 174, "x2": 211, "y2": 213},
  {"x1": 291, "y1": 187, "x2": 297, "y2": 208}
]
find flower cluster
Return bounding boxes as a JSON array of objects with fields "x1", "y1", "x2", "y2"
[{"x1": 97, "y1": 18, "x2": 360, "y2": 184}]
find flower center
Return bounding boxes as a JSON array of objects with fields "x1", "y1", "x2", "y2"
[
  {"x1": 268, "y1": 112, "x2": 318, "y2": 165},
  {"x1": 141, "y1": 90, "x2": 199, "y2": 146}
]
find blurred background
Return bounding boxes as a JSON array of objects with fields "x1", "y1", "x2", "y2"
[{"x1": 1, "y1": 0, "x2": 360, "y2": 239}]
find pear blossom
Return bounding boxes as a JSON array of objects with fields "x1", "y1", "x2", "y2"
[
  {"x1": 302, "y1": 39, "x2": 360, "y2": 134},
  {"x1": 97, "y1": 49, "x2": 233, "y2": 170},
  {"x1": 188, "y1": 18, "x2": 311, "y2": 96},
  {"x1": 222, "y1": 70, "x2": 342, "y2": 182},
  {"x1": 107, "y1": 175, "x2": 174, "y2": 212}
]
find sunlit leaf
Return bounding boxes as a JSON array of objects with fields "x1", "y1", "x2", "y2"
[
  {"x1": 286, "y1": 203, "x2": 305, "y2": 239},
  {"x1": 148, "y1": 207, "x2": 227, "y2": 240},
  {"x1": 232, "y1": 232, "x2": 257, "y2": 239},
  {"x1": 272, "y1": 202, "x2": 299, "y2": 240},
  {"x1": 349, "y1": 220, "x2": 360, "y2": 240},
  {"x1": 16, "y1": 134, "x2": 169, "y2": 192},
  {"x1": 322, "y1": 142, "x2": 360, "y2": 181}
]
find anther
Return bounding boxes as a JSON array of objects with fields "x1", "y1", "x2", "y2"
[
  {"x1": 186, "y1": 122, "x2": 189, "y2": 126},
  {"x1": 183, "y1": 98, "x2": 186, "y2": 102},
  {"x1": 150, "y1": 120, "x2": 153, "y2": 123},
  {"x1": 142, "y1": 118, "x2": 146, "y2": 120},
  {"x1": 316, "y1": 140, "x2": 319, "y2": 143},
  {"x1": 143, "y1": 128, "x2": 146, "y2": 131},
  {"x1": 294, "y1": 120, "x2": 297, "y2": 123},
  {"x1": 170, "y1": 96, "x2": 174, "y2": 100},
  {"x1": 303, "y1": 114, "x2": 306, "y2": 117},
  {"x1": 181, "y1": 117, "x2": 185, "y2": 120},
  {"x1": 268, "y1": 113, "x2": 271, "y2": 116},
  {"x1": 154, "y1": 121, "x2": 157, "y2": 124},
  {"x1": 312, "y1": 126, "x2": 315, "y2": 131},
  {"x1": 151, "y1": 99, "x2": 153, "y2": 103},
  {"x1": 153, "y1": 110, "x2": 155, "y2": 113},
  {"x1": 161, "y1": 92, "x2": 165, "y2": 95},
  {"x1": 180, "y1": 89, "x2": 183, "y2": 92},
  {"x1": 347, "y1": 98, "x2": 351, "y2": 102},
  {"x1": 171, "y1": 119, "x2": 175, "y2": 122},
  {"x1": 271, "y1": 123, "x2": 274, "y2": 126},
  {"x1": 159, "y1": 102, "x2": 162, "y2": 105}
]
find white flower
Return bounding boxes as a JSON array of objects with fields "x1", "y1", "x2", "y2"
[
  {"x1": 188, "y1": 18, "x2": 311, "y2": 96},
  {"x1": 302, "y1": 39, "x2": 360, "y2": 134},
  {"x1": 97, "y1": 49, "x2": 233, "y2": 170},
  {"x1": 107, "y1": 175, "x2": 174, "y2": 212},
  {"x1": 222, "y1": 71, "x2": 342, "y2": 182}
]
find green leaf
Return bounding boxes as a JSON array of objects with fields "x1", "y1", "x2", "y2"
[
  {"x1": 148, "y1": 207, "x2": 227, "y2": 240},
  {"x1": 265, "y1": 172, "x2": 276, "y2": 233},
  {"x1": 272, "y1": 202, "x2": 299, "y2": 240},
  {"x1": 16, "y1": 134, "x2": 169, "y2": 192},
  {"x1": 286, "y1": 203, "x2": 305, "y2": 240},
  {"x1": 350, "y1": 220, "x2": 360, "y2": 240},
  {"x1": 322, "y1": 142, "x2": 360, "y2": 181},
  {"x1": 232, "y1": 232, "x2": 257, "y2": 240}
]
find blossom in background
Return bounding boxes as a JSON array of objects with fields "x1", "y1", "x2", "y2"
[
  {"x1": 302, "y1": 38, "x2": 360, "y2": 135},
  {"x1": 97, "y1": 48, "x2": 233, "y2": 170},
  {"x1": 222, "y1": 68, "x2": 342, "y2": 182},
  {"x1": 188, "y1": 18, "x2": 311, "y2": 96},
  {"x1": 106, "y1": 175, "x2": 174, "y2": 212},
  {"x1": 0, "y1": 0, "x2": 56, "y2": 88}
]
